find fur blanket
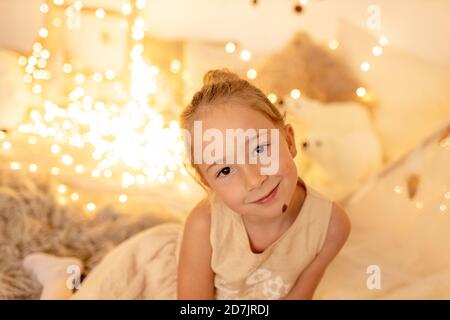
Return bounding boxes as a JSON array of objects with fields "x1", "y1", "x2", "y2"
[{"x1": 0, "y1": 169, "x2": 179, "y2": 299}]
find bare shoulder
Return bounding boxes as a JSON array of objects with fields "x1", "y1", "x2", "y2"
[
  {"x1": 178, "y1": 196, "x2": 215, "y2": 299},
  {"x1": 325, "y1": 202, "x2": 351, "y2": 246},
  {"x1": 312, "y1": 202, "x2": 351, "y2": 267},
  {"x1": 184, "y1": 197, "x2": 212, "y2": 232}
]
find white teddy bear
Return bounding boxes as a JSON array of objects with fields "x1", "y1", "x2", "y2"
[
  {"x1": 0, "y1": 49, "x2": 32, "y2": 131},
  {"x1": 284, "y1": 96, "x2": 383, "y2": 201}
]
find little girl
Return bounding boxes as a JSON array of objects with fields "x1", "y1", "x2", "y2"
[{"x1": 23, "y1": 69, "x2": 350, "y2": 300}]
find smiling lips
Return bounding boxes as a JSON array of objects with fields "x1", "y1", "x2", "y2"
[{"x1": 252, "y1": 182, "x2": 280, "y2": 205}]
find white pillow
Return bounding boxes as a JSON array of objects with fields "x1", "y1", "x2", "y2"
[{"x1": 337, "y1": 19, "x2": 450, "y2": 163}]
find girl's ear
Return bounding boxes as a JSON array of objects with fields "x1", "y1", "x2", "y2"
[{"x1": 283, "y1": 124, "x2": 297, "y2": 158}]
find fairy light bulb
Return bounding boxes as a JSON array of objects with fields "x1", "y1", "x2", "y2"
[
  {"x1": 440, "y1": 204, "x2": 447, "y2": 212},
  {"x1": 105, "y1": 69, "x2": 115, "y2": 80},
  {"x1": 290, "y1": 89, "x2": 301, "y2": 99},
  {"x1": 29, "y1": 164, "x2": 38, "y2": 172},
  {"x1": 18, "y1": 56, "x2": 27, "y2": 66},
  {"x1": 372, "y1": 45, "x2": 383, "y2": 56},
  {"x1": 225, "y1": 42, "x2": 236, "y2": 53},
  {"x1": 267, "y1": 93, "x2": 277, "y2": 104},
  {"x1": 91, "y1": 169, "x2": 101, "y2": 178},
  {"x1": 360, "y1": 62, "x2": 370, "y2": 72},
  {"x1": 328, "y1": 39, "x2": 339, "y2": 50},
  {"x1": 63, "y1": 63, "x2": 73, "y2": 74},
  {"x1": 28, "y1": 136, "x2": 37, "y2": 144},
  {"x1": 356, "y1": 87, "x2": 367, "y2": 97},
  {"x1": 379, "y1": 36, "x2": 389, "y2": 46},
  {"x1": 62, "y1": 154, "x2": 74, "y2": 165},
  {"x1": 247, "y1": 69, "x2": 257, "y2": 79},
  {"x1": 136, "y1": 0, "x2": 146, "y2": 9},
  {"x1": 2, "y1": 141, "x2": 12, "y2": 150},
  {"x1": 51, "y1": 144, "x2": 61, "y2": 154},
  {"x1": 170, "y1": 59, "x2": 181, "y2": 74},
  {"x1": 121, "y1": 3, "x2": 132, "y2": 15},
  {"x1": 240, "y1": 50, "x2": 252, "y2": 61},
  {"x1": 73, "y1": 1, "x2": 83, "y2": 10},
  {"x1": 95, "y1": 9, "x2": 105, "y2": 19},
  {"x1": 39, "y1": 28, "x2": 48, "y2": 38},
  {"x1": 71, "y1": 193, "x2": 79, "y2": 201},
  {"x1": 86, "y1": 202, "x2": 96, "y2": 212},
  {"x1": 416, "y1": 202, "x2": 423, "y2": 209},
  {"x1": 51, "y1": 167, "x2": 61, "y2": 175},
  {"x1": 57, "y1": 184, "x2": 67, "y2": 194},
  {"x1": 40, "y1": 3, "x2": 49, "y2": 13},
  {"x1": 119, "y1": 194, "x2": 128, "y2": 203},
  {"x1": 10, "y1": 162, "x2": 21, "y2": 170}
]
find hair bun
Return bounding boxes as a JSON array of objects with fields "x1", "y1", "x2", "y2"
[{"x1": 202, "y1": 68, "x2": 241, "y2": 86}]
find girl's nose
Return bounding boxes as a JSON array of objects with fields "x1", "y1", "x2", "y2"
[{"x1": 243, "y1": 164, "x2": 266, "y2": 191}]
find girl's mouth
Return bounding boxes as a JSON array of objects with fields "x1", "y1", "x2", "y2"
[{"x1": 251, "y1": 182, "x2": 280, "y2": 205}]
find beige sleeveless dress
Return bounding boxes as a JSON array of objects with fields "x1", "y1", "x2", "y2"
[
  {"x1": 208, "y1": 177, "x2": 333, "y2": 300},
  {"x1": 71, "y1": 178, "x2": 332, "y2": 300}
]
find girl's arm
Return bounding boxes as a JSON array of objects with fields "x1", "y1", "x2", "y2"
[
  {"x1": 282, "y1": 202, "x2": 351, "y2": 300},
  {"x1": 177, "y1": 198, "x2": 215, "y2": 299}
]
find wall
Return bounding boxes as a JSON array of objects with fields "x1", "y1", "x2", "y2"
[{"x1": 1, "y1": 0, "x2": 450, "y2": 66}]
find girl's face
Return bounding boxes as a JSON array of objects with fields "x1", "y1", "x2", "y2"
[{"x1": 194, "y1": 104, "x2": 298, "y2": 219}]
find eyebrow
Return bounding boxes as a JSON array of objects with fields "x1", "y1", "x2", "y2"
[{"x1": 206, "y1": 131, "x2": 268, "y2": 172}]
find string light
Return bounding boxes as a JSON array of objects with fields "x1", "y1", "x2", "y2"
[
  {"x1": 328, "y1": 39, "x2": 339, "y2": 50},
  {"x1": 119, "y1": 194, "x2": 128, "y2": 203},
  {"x1": 290, "y1": 89, "x2": 301, "y2": 99},
  {"x1": 225, "y1": 42, "x2": 236, "y2": 53},
  {"x1": 95, "y1": 9, "x2": 105, "y2": 19},
  {"x1": 71, "y1": 193, "x2": 80, "y2": 201},
  {"x1": 360, "y1": 62, "x2": 370, "y2": 72},
  {"x1": 51, "y1": 144, "x2": 61, "y2": 154},
  {"x1": 372, "y1": 45, "x2": 383, "y2": 56},
  {"x1": 9, "y1": 162, "x2": 21, "y2": 170},
  {"x1": 62, "y1": 63, "x2": 73, "y2": 74},
  {"x1": 379, "y1": 36, "x2": 389, "y2": 46},
  {"x1": 29, "y1": 164, "x2": 38, "y2": 172},
  {"x1": 267, "y1": 93, "x2": 277, "y2": 104},
  {"x1": 75, "y1": 164, "x2": 85, "y2": 173},
  {"x1": 38, "y1": 28, "x2": 49, "y2": 38},
  {"x1": 170, "y1": 59, "x2": 182, "y2": 74},
  {"x1": 10, "y1": 0, "x2": 189, "y2": 197},
  {"x1": 2, "y1": 141, "x2": 12, "y2": 150},
  {"x1": 121, "y1": 3, "x2": 132, "y2": 15},
  {"x1": 246, "y1": 68, "x2": 257, "y2": 79},
  {"x1": 356, "y1": 87, "x2": 367, "y2": 97},
  {"x1": 40, "y1": 4, "x2": 49, "y2": 13},
  {"x1": 86, "y1": 202, "x2": 96, "y2": 212},
  {"x1": 61, "y1": 154, "x2": 74, "y2": 165},
  {"x1": 240, "y1": 50, "x2": 252, "y2": 61},
  {"x1": 57, "y1": 184, "x2": 67, "y2": 193}
]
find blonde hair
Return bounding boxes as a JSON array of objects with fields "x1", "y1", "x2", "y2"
[{"x1": 179, "y1": 68, "x2": 286, "y2": 192}]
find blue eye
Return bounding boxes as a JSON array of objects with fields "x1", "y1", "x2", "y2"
[
  {"x1": 255, "y1": 144, "x2": 269, "y2": 154},
  {"x1": 217, "y1": 166, "x2": 232, "y2": 178}
]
